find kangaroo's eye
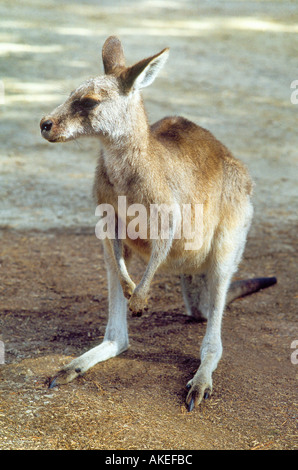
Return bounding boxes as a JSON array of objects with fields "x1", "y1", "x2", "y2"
[
  {"x1": 71, "y1": 97, "x2": 100, "y2": 114},
  {"x1": 80, "y1": 98, "x2": 100, "y2": 109}
]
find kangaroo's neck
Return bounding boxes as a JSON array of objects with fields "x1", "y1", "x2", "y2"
[
  {"x1": 102, "y1": 94, "x2": 150, "y2": 152},
  {"x1": 99, "y1": 94, "x2": 156, "y2": 190}
]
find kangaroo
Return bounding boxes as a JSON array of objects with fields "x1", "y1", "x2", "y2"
[{"x1": 40, "y1": 36, "x2": 276, "y2": 411}]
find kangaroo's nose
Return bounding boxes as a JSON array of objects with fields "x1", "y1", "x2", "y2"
[{"x1": 40, "y1": 119, "x2": 53, "y2": 133}]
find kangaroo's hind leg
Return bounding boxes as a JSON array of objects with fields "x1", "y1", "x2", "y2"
[
  {"x1": 185, "y1": 207, "x2": 252, "y2": 411},
  {"x1": 49, "y1": 239, "x2": 129, "y2": 387}
]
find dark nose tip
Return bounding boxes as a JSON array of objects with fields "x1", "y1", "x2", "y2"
[{"x1": 41, "y1": 119, "x2": 53, "y2": 133}]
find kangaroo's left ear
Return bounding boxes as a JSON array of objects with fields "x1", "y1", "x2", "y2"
[
  {"x1": 120, "y1": 48, "x2": 169, "y2": 94},
  {"x1": 102, "y1": 36, "x2": 126, "y2": 75}
]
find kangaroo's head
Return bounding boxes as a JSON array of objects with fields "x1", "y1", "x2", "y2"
[{"x1": 40, "y1": 36, "x2": 169, "y2": 144}]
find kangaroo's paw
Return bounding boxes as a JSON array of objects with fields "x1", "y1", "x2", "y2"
[
  {"x1": 49, "y1": 362, "x2": 83, "y2": 388},
  {"x1": 128, "y1": 292, "x2": 148, "y2": 317},
  {"x1": 48, "y1": 340, "x2": 125, "y2": 388},
  {"x1": 185, "y1": 372, "x2": 212, "y2": 412},
  {"x1": 121, "y1": 279, "x2": 136, "y2": 300}
]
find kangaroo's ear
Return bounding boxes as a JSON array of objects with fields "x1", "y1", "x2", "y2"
[
  {"x1": 120, "y1": 48, "x2": 169, "y2": 93},
  {"x1": 102, "y1": 36, "x2": 126, "y2": 74}
]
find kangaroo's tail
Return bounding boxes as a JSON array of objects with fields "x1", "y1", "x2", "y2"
[{"x1": 227, "y1": 277, "x2": 277, "y2": 305}]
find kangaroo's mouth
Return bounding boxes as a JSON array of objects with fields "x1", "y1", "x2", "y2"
[{"x1": 47, "y1": 136, "x2": 67, "y2": 143}]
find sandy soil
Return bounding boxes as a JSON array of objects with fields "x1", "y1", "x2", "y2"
[{"x1": 0, "y1": 0, "x2": 297, "y2": 450}]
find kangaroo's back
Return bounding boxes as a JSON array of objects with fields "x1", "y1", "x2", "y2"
[{"x1": 151, "y1": 115, "x2": 253, "y2": 205}]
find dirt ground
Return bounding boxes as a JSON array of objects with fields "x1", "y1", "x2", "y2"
[{"x1": 0, "y1": 0, "x2": 297, "y2": 450}]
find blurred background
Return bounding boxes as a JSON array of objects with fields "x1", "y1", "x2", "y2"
[
  {"x1": 0, "y1": 0, "x2": 297, "y2": 232},
  {"x1": 0, "y1": 1, "x2": 297, "y2": 450}
]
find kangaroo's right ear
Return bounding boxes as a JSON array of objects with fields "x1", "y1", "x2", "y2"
[
  {"x1": 120, "y1": 48, "x2": 169, "y2": 94},
  {"x1": 102, "y1": 36, "x2": 126, "y2": 74}
]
